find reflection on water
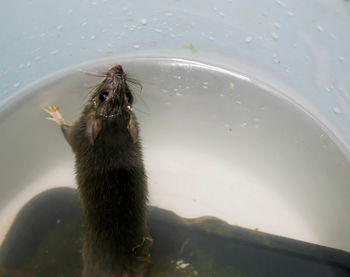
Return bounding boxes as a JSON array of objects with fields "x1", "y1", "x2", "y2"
[{"x1": 0, "y1": 187, "x2": 349, "y2": 277}]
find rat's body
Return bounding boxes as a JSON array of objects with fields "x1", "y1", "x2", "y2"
[{"x1": 46, "y1": 65, "x2": 152, "y2": 277}]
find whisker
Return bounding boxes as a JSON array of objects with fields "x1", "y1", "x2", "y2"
[{"x1": 78, "y1": 68, "x2": 108, "y2": 78}]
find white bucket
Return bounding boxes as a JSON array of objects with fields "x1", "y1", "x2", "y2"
[{"x1": 0, "y1": 0, "x2": 349, "y2": 253}]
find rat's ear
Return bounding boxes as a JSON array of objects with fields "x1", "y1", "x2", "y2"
[
  {"x1": 86, "y1": 116, "x2": 101, "y2": 145},
  {"x1": 127, "y1": 115, "x2": 138, "y2": 143}
]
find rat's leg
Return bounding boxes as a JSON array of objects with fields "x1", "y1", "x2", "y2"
[{"x1": 45, "y1": 105, "x2": 73, "y2": 146}]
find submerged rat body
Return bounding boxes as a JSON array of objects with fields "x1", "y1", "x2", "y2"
[{"x1": 46, "y1": 65, "x2": 152, "y2": 277}]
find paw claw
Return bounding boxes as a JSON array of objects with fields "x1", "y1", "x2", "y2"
[{"x1": 45, "y1": 105, "x2": 65, "y2": 126}]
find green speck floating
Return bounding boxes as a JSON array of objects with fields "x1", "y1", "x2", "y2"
[{"x1": 185, "y1": 43, "x2": 198, "y2": 54}]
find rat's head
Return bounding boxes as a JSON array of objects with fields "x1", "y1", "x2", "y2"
[
  {"x1": 85, "y1": 64, "x2": 138, "y2": 145},
  {"x1": 91, "y1": 64, "x2": 134, "y2": 119}
]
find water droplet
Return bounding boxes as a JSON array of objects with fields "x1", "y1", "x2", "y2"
[
  {"x1": 13, "y1": 82, "x2": 20, "y2": 88},
  {"x1": 219, "y1": 12, "x2": 225, "y2": 17},
  {"x1": 203, "y1": 82, "x2": 208, "y2": 85},
  {"x1": 235, "y1": 100, "x2": 242, "y2": 105},
  {"x1": 275, "y1": 0, "x2": 286, "y2": 7},
  {"x1": 140, "y1": 18, "x2": 148, "y2": 25},
  {"x1": 208, "y1": 36, "x2": 214, "y2": 41},
  {"x1": 220, "y1": 94, "x2": 224, "y2": 97},
  {"x1": 26, "y1": 62, "x2": 31, "y2": 68},
  {"x1": 317, "y1": 25, "x2": 324, "y2": 32},
  {"x1": 154, "y1": 28, "x2": 162, "y2": 33},
  {"x1": 202, "y1": 86, "x2": 208, "y2": 89},
  {"x1": 274, "y1": 22, "x2": 282, "y2": 29},
  {"x1": 240, "y1": 122, "x2": 248, "y2": 127},
  {"x1": 19, "y1": 64, "x2": 25, "y2": 69},
  {"x1": 91, "y1": 1, "x2": 97, "y2": 5},
  {"x1": 166, "y1": 12, "x2": 173, "y2": 17},
  {"x1": 287, "y1": 11, "x2": 294, "y2": 16},
  {"x1": 67, "y1": 9, "x2": 73, "y2": 14},
  {"x1": 253, "y1": 118, "x2": 262, "y2": 122},
  {"x1": 292, "y1": 43, "x2": 297, "y2": 48},
  {"x1": 175, "y1": 93, "x2": 183, "y2": 96},
  {"x1": 338, "y1": 56, "x2": 345, "y2": 62},
  {"x1": 133, "y1": 44, "x2": 140, "y2": 49},
  {"x1": 333, "y1": 106, "x2": 341, "y2": 114},
  {"x1": 271, "y1": 32, "x2": 279, "y2": 40},
  {"x1": 81, "y1": 22, "x2": 87, "y2": 27},
  {"x1": 254, "y1": 125, "x2": 260, "y2": 129},
  {"x1": 229, "y1": 82, "x2": 235, "y2": 89},
  {"x1": 50, "y1": 50, "x2": 58, "y2": 55},
  {"x1": 57, "y1": 219, "x2": 61, "y2": 224},
  {"x1": 245, "y1": 36, "x2": 253, "y2": 44}
]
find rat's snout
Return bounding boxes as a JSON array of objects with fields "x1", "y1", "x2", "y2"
[{"x1": 108, "y1": 64, "x2": 126, "y2": 79}]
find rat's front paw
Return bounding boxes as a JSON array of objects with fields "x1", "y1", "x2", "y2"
[{"x1": 45, "y1": 105, "x2": 65, "y2": 126}]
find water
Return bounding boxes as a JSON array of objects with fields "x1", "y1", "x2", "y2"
[{"x1": 0, "y1": 57, "x2": 350, "y2": 276}]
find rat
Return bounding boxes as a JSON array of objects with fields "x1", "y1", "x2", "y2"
[{"x1": 45, "y1": 64, "x2": 153, "y2": 277}]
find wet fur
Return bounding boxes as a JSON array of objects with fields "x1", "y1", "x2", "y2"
[{"x1": 55, "y1": 65, "x2": 150, "y2": 276}]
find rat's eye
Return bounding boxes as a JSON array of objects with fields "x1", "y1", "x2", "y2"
[
  {"x1": 99, "y1": 91, "x2": 109, "y2": 102},
  {"x1": 126, "y1": 91, "x2": 133, "y2": 104}
]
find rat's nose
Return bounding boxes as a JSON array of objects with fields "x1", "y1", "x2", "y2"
[{"x1": 108, "y1": 64, "x2": 125, "y2": 78}]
